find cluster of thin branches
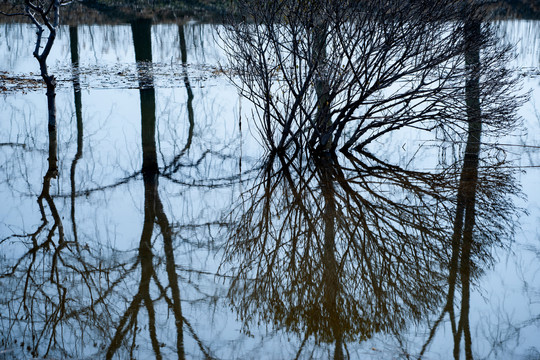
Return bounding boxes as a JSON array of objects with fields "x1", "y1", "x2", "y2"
[{"x1": 221, "y1": 0, "x2": 525, "y2": 355}]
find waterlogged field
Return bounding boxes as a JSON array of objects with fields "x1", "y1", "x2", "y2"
[{"x1": 0, "y1": 14, "x2": 539, "y2": 360}]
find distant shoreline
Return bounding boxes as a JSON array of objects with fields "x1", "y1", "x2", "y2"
[{"x1": 1, "y1": 0, "x2": 539, "y2": 24}]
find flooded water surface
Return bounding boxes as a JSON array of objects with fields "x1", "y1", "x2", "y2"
[{"x1": 1, "y1": 9, "x2": 540, "y2": 360}]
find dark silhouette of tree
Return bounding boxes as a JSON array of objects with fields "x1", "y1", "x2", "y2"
[
  {"x1": 223, "y1": 0, "x2": 521, "y2": 156},
  {"x1": 416, "y1": 5, "x2": 524, "y2": 359},
  {"x1": 222, "y1": 0, "x2": 524, "y2": 357},
  {"x1": 69, "y1": 24, "x2": 84, "y2": 248},
  {"x1": 106, "y1": 19, "x2": 215, "y2": 360},
  {"x1": 222, "y1": 146, "x2": 463, "y2": 357},
  {"x1": 107, "y1": 18, "x2": 182, "y2": 360}
]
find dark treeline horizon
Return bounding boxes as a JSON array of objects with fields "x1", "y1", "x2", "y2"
[{"x1": 1, "y1": 0, "x2": 539, "y2": 24}]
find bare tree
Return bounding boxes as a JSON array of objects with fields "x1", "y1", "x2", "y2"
[
  {"x1": 1, "y1": 0, "x2": 75, "y2": 125},
  {"x1": 221, "y1": 0, "x2": 524, "y2": 356},
  {"x1": 223, "y1": 0, "x2": 521, "y2": 156}
]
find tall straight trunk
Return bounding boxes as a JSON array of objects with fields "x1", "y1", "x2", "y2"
[
  {"x1": 318, "y1": 154, "x2": 343, "y2": 359},
  {"x1": 106, "y1": 19, "x2": 164, "y2": 360},
  {"x1": 456, "y1": 17, "x2": 482, "y2": 360},
  {"x1": 69, "y1": 25, "x2": 83, "y2": 244},
  {"x1": 134, "y1": 18, "x2": 166, "y2": 359},
  {"x1": 134, "y1": 18, "x2": 186, "y2": 360},
  {"x1": 448, "y1": 14, "x2": 482, "y2": 360},
  {"x1": 310, "y1": 16, "x2": 332, "y2": 151}
]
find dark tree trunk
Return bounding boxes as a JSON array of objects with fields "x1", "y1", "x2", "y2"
[
  {"x1": 69, "y1": 25, "x2": 83, "y2": 244},
  {"x1": 318, "y1": 153, "x2": 344, "y2": 359}
]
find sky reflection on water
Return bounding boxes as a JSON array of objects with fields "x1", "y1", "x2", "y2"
[{"x1": 0, "y1": 16, "x2": 539, "y2": 360}]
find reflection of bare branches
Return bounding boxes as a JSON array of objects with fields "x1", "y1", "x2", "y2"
[
  {"x1": 50, "y1": 151, "x2": 257, "y2": 198},
  {"x1": 0, "y1": 3, "x2": 134, "y2": 358},
  {"x1": 0, "y1": 142, "x2": 32, "y2": 148},
  {"x1": 0, "y1": 85, "x2": 110, "y2": 359},
  {"x1": 0, "y1": 3, "x2": 68, "y2": 356},
  {"x1": 223, "y1": 1, "x2": 524, "y2": 356},
  {"x1": 223, "y1": 147, "x2": 458, "y2": 351},
  {"x1": 106, "y1": 19, "x2": 220, "y2": 360},
  {"x1": 162, "y1": 24, "x2": 195, "y2": 176},
  {"x1": 417, "y1": 9, "x2": 523, "y2": 359},
  {"x1": 0, "y1": 115, "x2": 133, "y2": 357},
  {"x1": 51, "y1": 170, "x2": 140, "y2": 198}
]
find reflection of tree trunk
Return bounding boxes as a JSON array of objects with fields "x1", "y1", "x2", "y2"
[
  {"x1": 457, "y1": 17, "x2": 482, "y2": 360},
  {"x1": 107, "y1": 19, "x2": 163, "y2": 360},
  {"x1": 164, "y1": 24, "x2": 194, "y2": 175},
  {"x1": 38, "y1": 119, "x2": 63, "y2": 245},
  {"x1": 179, "y1": 24, "x2": 194, "y2": 155},
  {"x1": 35, "y1": 22, "x2": 63, "y2": 249},
  {"x1": 418, "y1": 15, "x2": 483, "y2": 360},
  {"x1": 15, "y1": 7, "x2": 66, "y2": 356},
  {"x1": 318, "y1": 154, "x2": 343, "y2": 360},
  {"x1": 69, "y1": 25, "x2": 83, "y2": 244},
  {"x1": 109, "y1": 19, "x2": 187, "y2": 360},
  {"x1": 155, "y1": 195, "x2": 186, "y2": 359},
  {"x1": 139, "y1": 63, "x2": 186, "y2": 360},
  {"x1": 134, "y1": 19, "x2": 166, "y2": 359},
  {"x1": 447, "y1": 16, "x2": 482, "y2": 360},
  {"x1": 106, "y1": 87, "x2": 162, "y2": 358}
]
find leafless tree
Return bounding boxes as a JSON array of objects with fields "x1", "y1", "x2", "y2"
[
  {"x1": 223, "y1": 147, "x2": 459, "y2": 358},
  {"x1": 223, "y1": 0, "x2": 521, "y2": 157},
  {"x1": 0, "y1": 8, "x2": 219, "y2": 359},
  {"x1": 221, "y1": 0, "x2": 524, "y2": 358}
]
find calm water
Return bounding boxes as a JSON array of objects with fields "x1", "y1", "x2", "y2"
[{"x1": 1, "y1": 17, "x2": 539, "y2": 359}]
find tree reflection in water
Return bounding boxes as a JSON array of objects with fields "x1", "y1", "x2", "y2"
[
  {"x1": 223, "y1": 119, "x2": 521, "y2": 359},
  {"x1": 221, "y1": 1, "x2": 524, "y2": 358},
  {"x1": 105, "y1": 18, "x2": 165, "y2": 359},
  {"x1": 224, "y1": 147, "x2": 448, "y2": 357},
  {"x1": 0, "y1": 3, "x2": 71, "y2": 358},
  {"x1": 0, "y1": 3, "x2": 533, "y2": 359},
  {"x1": 0, "y1": 18, "x2": 220, "y2": 360},
  {"x1": 106, "y1": 18, "x2": 214, "y2": 360}
]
